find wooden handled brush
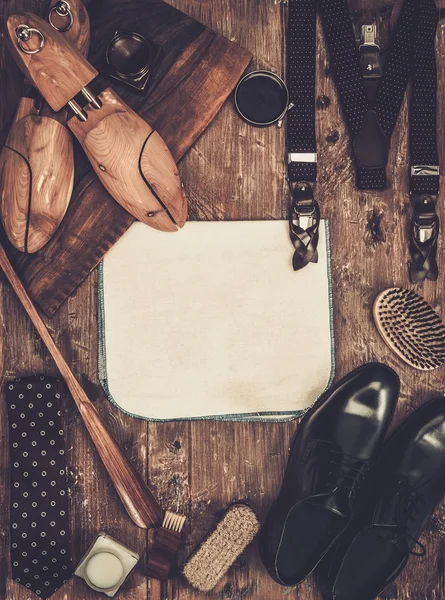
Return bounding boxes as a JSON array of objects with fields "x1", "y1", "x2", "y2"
[
  {"x1": 147, "y1": 511, "x2": 187, "y2": 580},
  {"x1": 373, "y1": 287, "x2": 445, "y2": 371},
  {"x1": 0, "y1": 241, "x2": 163, "y2": 529},
  {"x1": 182, "y1": 504, "x2": 260, "y2": 592}
]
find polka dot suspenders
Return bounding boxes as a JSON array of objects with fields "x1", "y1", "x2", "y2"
[{"x1": 287, "y1": 0, "x2": 440, "y2": 282}]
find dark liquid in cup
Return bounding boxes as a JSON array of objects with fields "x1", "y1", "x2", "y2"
[{"x1": 108, "y1": 35, "x2": 151, "y2": 76}]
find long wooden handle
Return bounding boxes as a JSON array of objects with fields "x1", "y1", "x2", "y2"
[{"x1": 0, "y1": 242, "x2": 162, "y2": 529}]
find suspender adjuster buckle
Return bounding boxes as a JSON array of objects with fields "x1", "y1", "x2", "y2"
[
  {"x1": 411, "y1": 194, "x2": 438, "y2": 241},
  {"x1": 411, "y1": 165, "x2": 440, "y2": 177},
  {"x1": 409, "y1": 194, "x2": 439, "y2": 282},
  {"x1": 288, "y1": 183, "x2": 320, "y2": 271},
  {"x1": 359, "y1": 25, "x2": 381, "y2": 80}
]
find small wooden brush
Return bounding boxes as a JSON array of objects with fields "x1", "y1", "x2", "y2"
[
  {"x1": 146, "y1": 511, "x2": 186, "y2": 580},
  {"x1": 373, "y1": 287, "x2": 445, "y2": 371},
  {"x1": 182, "y1": 504, "x2": 260, "y2": 592}
]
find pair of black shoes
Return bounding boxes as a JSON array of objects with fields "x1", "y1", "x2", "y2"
[{"x1": 259, "y1": 362, "x2": 445, "y2": 600}]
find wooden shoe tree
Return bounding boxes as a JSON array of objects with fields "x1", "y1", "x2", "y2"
[
  {"x1": 0, "y1": 0, "x2": 90, "y2": 253},
  {"x1": 6, "y1": 13, "x2": 188, "y2": 232}
]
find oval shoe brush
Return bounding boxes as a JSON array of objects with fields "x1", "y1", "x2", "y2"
[{"x1": 373, "y1": 287, "x2": 445, "y2": 371}]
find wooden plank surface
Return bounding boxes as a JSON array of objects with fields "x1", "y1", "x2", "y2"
[
  {"x1": 5, "y1": 0, "x2": 252, "y2": 317},
  {"x1": 1, "y1": 1, "x2": 445, "y2": 600}
]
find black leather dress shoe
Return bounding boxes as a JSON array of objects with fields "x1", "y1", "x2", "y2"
[
  {"x1": 259, "y1": 362, "x2": 399, "y2": 586},
  {"x1": 319, "y1": 396, "x2": 445, "y2": 600}
]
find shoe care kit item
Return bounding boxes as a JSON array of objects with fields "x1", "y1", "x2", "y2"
[
  {"x1": 318, "y1": 397, "x2": 445, "y2": 600},
  {"x1": 146, "y1": 511, "x2": 186, "y2": 581},
  {"x1": 6, "y1": 376, "x2": 73, "y2": 599},
  {"x1": 234, "y1": 71, "x2": 290, "y2": 127},
  {"x1": 182, "y1": 504, "x2": 260, "y2": 592},
  {"x1": 98, "y1": 220, "x2": 333, "y2": 420},
  {"x1": 6, "y1": 12, "x2": 187, "y2": 232},
  {"x1": 0, "y1": 240, "x2": 163, "y2": 530},
  {"x1": 288, "y1": 0, "x2": 440, "y2": 282},
  {"x1": 75, "y1": 532, "x2": 139, "y2": 597},
  {"x1": 104, "y1": 30, "x2": 162, "y2": 93},
  {"x1": 373, "y1": 288, "x2": 445, "y2": 371},
  {"x1": 8, "y1": 0, "x2": 252, "y2": 318},
  {"x1": 0, "y1": 0, "x2": 89, "y2": 253},
  {"x1": 234, "y1": 0, "x2": 321, "y2": 272},
  {"x1": 259, "y1": 362, "x2": 400, "y2": 586}
]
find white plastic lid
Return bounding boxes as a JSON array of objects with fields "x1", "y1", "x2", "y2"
[{"x1": 85, "y1": 552, "x2": 124, "y2": 590}]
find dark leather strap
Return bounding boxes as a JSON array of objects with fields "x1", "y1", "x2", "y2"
[
  {"x1": 288, "y1": 184, "x2": 320, "y2": 271},
  {"x1": 409, "y1": 196, "x2": 439, "y2": 282},
  {"x1": 408, "y1": 0, "x2": 439, "y2": 282},
  {"x1": 287, "y1": 0, "x2": 320, "y2": 271},
  {"x1": 288, "y1": 0, "x2": 439, "y2": 281}
]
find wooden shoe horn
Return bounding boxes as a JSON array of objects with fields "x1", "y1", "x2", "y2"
[
  {"x1": 0, "y1": 1, "x2": 90, "y2": 253},
  {"x1": 5, "y1": 12, "x2": 188, "y2": 233},
  {"x1": 0, "y1": 240, "x2": 163, "y2": 529}
]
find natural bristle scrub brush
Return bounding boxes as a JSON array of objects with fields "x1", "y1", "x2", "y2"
[{"x1": 182, "y1": 504, "x2": 260, "y2": 592}]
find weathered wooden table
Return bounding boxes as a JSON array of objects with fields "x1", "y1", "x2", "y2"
[{"x1": 1, "y1": 1, "x2": 445, "y2": 599}]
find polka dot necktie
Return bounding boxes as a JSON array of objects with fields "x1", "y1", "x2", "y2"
[
  {"x1": 6, "y1": 376, "x2": 73, "y2": 599},
  {"x1": 288, "y1": 0, "x2": 439, "y2": 281}
]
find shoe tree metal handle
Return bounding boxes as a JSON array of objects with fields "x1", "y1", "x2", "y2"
[
  {"x1": 6, "y1": 13, "x2": 187, "y2": 232},
  {"x1": 0, "y1": 1, "x2": 90, "y2": 253}
]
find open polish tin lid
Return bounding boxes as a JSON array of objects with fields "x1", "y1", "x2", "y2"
[{"x1": 234, "y1": 70, "x2": 290, "y2": 127}]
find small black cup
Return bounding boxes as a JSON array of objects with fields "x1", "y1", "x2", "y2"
[{"x1": 104, "y1": 30, "x2": 162, "y2": 93}]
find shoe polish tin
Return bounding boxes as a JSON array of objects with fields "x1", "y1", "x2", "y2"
[
  {"x1": 234, "y1": 70, "x2": 289, "y2": 127},
  {"x1": 74, "y1": 532, "x2": 139, "y2": 597}
]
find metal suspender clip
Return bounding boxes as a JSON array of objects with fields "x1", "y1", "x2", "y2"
[
  {"x1": 409, "y1": 165, "x2": 440, "y2": 282},
  {"x1": 359, "y1": 25, "x2": 381, "y2": 80},
  {"x1": 410, "y1": 165, "x2": 439, "y2": 242},
  {"x1": 288, "y1": 183, "x2": 320, "y2": 271}
]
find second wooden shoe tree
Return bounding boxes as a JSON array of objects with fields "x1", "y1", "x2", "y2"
[
  {"x1": 0, "y1": 0, "x2": 90, "y2": 253},
  {"x1": 6, "y1": 12, "x2": 188, "y2": 233}
]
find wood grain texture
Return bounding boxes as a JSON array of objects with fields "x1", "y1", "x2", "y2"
[
  {"x1": 7, "y1": 0, "x2": 252, "y2": 316},
  {"x1": 68, "y1": 87, "x2": 187, "y2": 230},
  {"x1": 1, "y1": 1, "x2": 445, "y2": 600},
  {"x1": 6, "y1": 12, "x2": 97, "y2": 111},
  {"x1": 0, "y1": 103, "x2": 74, "y2": 252},
  {"x1": 0, "y1": 0, "x2": 89, "y2": 254},
  {"x1": 0, "y1": 241, "x2": 163, "y2": 529},
  {"x1": 47, "y1": 0, "x2": 91, "y2": 58}
]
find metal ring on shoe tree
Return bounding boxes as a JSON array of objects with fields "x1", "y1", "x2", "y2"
[
  {"x1": 6, "y1": 12, "x2": 187, "y2": 233},
  {"x1": 0, "y1": 0, "x2": 90, "y2": 254}
]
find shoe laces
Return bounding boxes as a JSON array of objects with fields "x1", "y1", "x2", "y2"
[
  {"x1": 375, "y1": 476, "x2": 427, "y2": 557},
  {"x1": 326, "y1": 449, "x2": 371, "y2": 497}
]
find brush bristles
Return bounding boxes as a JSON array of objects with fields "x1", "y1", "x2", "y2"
[
  {"x1": 162, "y1": 510, "x2": 186, "y2": 533},
  {"x1": 373, "y1": 288, "x2": 445, "y2": 371},
  {"x1": 182, "y1": 504, "x2": 260, "y2": 592}
]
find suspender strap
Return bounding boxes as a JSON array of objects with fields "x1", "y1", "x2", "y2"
[
  {"x1": 287, "y1": 0, "x2": 439, "y2": 279},
  {"x1": 408, "y1": 0, "x2": 440, "y2": 282},
  {"x1": 287, "y1": 0, "x2": 320, "y2": 271},
  {"x1": 409, "y1": 0, "x2": 439, "y2": 196},
  {"x1": 287, "y1": 0, "x2": 317, "y2": 183}
]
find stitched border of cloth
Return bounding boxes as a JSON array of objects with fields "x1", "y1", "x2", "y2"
[{"x1": 98, "y1": 220, "x2": 335, "y2": 421}]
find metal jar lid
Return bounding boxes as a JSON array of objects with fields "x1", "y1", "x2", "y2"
[{"x1": 234, "y1": 70, "x2": 289, "y2": 127}]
